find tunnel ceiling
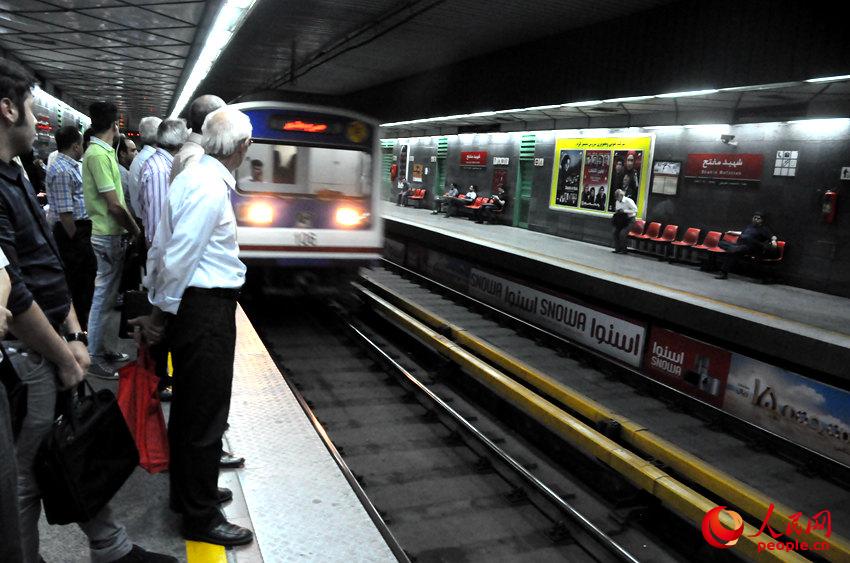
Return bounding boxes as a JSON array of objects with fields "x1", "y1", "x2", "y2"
[
  {"x1": 199, "y1": 0, "x2": 679, "y2": 104},
  {"x1": 0, "y1": 0, "x2": 215, "y2": 126}
]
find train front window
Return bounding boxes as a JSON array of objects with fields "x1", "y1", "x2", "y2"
[{"x1": 235, "y1": 142, "x2": 372, "y2": 198}]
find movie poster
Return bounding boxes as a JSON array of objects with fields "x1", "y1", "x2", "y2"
[
  {"x1": 607, "y1": 150, "x2": 643, "y2": 211},
  {"x1": 553, "y1": 149, "x2": 582, "y2": 207},
  {"x1": 580, "y1": 150, "x2": 610, "y2": 211},
  {"x1": 549, "y1": 135, "x2": 654, "y2": 216}
]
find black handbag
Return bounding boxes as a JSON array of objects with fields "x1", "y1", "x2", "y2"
[
  {"x1": 34, "y1": 380, "x2": 139, "y2": 524},
  {"x1": 0, "y1": 344, "x2": 27, "y2": 440}
]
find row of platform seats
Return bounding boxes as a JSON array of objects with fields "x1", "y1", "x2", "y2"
[{"x1": 627, "y1": 219, "x2": 786, "y2": 270}]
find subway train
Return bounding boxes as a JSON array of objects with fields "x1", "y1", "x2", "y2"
[
  {"x1": 32, "y1": 86, "x2": 91, "y2": 159},
  {"x1": 230, "y1": 101, "x2": 384, "y2": 292}
]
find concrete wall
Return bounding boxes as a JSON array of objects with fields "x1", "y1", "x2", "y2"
[{"x1": 389, "y1": 119, "x2": 850, "y2": 296}]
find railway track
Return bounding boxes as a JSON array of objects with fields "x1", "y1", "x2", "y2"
[
  {"x1": 353, "y1": 262, "x2": 850, "y2": 563},
  {"x1": 243, "y1": 297, "x2": 683, "y2": 562}
]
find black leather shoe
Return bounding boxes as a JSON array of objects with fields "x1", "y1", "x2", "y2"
[
  {"x1": 114, "y1": 544, "x2": 178, "y2": 562},
  {"x1": 220, "y1": 452, "x2": 245, "y2": 468},
  {"x1": 183, "y1": 521, "x2": 253, "y2": 547},
  {"x1": 217, "y1": 487, "x2": 233, "y2": 504}
]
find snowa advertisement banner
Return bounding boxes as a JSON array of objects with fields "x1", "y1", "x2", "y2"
[
  {"x1": 467, "y1": 268, "x2": 646, "y2": 367},
  {"x1": 724, "y1": 356, "x2": 850, "y2": 466}
]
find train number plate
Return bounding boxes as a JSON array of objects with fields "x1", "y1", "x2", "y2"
[{"x1": 295, "y1": 231, "x2": 317, "y2": 246}]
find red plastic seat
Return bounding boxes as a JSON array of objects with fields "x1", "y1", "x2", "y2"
[
  {"x1": 692, "y1": 231, "x2": 725, "y2": 252},
  {"x1": 670, "y1": 227, "x2": 700, "y2": 260},
  {"x1": 650, "y1": 224, "x2": 678, "y2": 243},
  {"x1": 760, "y1": 240, "x2": 786, "y2": 263},
  {"x1": 634, "y1": 222, "x2": 661, "y2": 240},
  {"x1": 627, "y1": 219, "x2": 646, "y2": 239},
  {"x1": 721, "y1": 231, "x2": 739, "y2": 244},
  {"x1": 465, "y1": 196, "x2": 487, "y2": 209}
]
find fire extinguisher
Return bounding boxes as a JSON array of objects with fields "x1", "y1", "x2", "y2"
[
  {"x1": 390, "y1": 163, "x2": 398, "y2": 181},
  {"x1": 822, "y1": 189, "x2": 838, "y2": 223}
]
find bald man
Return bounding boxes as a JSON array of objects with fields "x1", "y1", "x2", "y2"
[{"x1": 170, "y1": 95, "x2": 226, "y2": 182}]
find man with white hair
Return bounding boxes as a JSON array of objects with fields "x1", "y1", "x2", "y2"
[
  {"x1": 127, "y1": 116, "x2": 161, "y2": 219},
  {"x1": 131, "y1": 107, "x2": 252, "y2": 547},
  {"x1": 170, "y1": 94, "x2": 225, "y2": 182},
  {"x1": 138, "y1": 118, "x2": 187, "y2": 246}
]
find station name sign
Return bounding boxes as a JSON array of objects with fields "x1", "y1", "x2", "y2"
[
  {"x1": 460, "y1": 151, "x2": 488, "y2": 167},
  {"x1": 684, "y1": 153, "x2": 763, "y2": 186}
]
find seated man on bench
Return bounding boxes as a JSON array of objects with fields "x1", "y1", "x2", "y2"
[
  {"x1": 432, "y1": 183, "x2": 459, "y2": 214},
  {"x1": 446, "y1": 185, "x2": 477, "y2": 217},
  {"x1": 474, "y1": 186, "x2": 508, "y2": 224},
  {"x1": 715, "y1": 210, "x2": 777, "y2": 279}
]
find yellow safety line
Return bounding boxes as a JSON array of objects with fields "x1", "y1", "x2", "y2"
[
  {"x1": 359, "y1": 277, "x2": 850, "y2": 561},
  {"x1": 387, "y1": 215, "x2": 850, "y2": 342},
  {"x1": 185, "y1": 541, "x2": 227, "y2": 563},
  {"x1": 356, "y1": 283, "x2": 808, "y2": 563}
]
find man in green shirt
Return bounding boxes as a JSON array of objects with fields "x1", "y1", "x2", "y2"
[{"x1": 82, "y1": 101, "x2": 141, "y2": 379}]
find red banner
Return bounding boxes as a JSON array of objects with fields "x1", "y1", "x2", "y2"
[
  {"x1": 460, "y1": 151, "x2": 488, "y2": 167},
  {"x1": 684, "y1": 153, "x2": 763, "y2": 185},
  {"x1": 643, "y1": 327, "x2": 732, "y2": 407}
]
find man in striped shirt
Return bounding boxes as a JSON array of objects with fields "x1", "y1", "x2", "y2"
[
  {"x1": 139, "y1": 119, "x2": 187, "y2": 246},
  {"x1": 45, "y1": 125, "x2": 97, "y2": 328}
]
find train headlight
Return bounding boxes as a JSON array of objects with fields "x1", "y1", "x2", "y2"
[
  {"x1": 238, "y1": 201, "x2": 275, "y2": 225},
  {"x1": 335, "y1": 206, "x2": 368, "y2": 227}
]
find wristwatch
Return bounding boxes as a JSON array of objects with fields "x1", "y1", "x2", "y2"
[{"x1": 64, "y1": 331, "x2": 88, "y2": 345}]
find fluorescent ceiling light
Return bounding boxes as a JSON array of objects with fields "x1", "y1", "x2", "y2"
[
  {"x1": 169, "y1": 0, "x2": 258, "y2": 118},
  {"x1": 565, "y1": 100, "x2": 603, "y2": 107},
  {"x1": 603, "y1": 95, "x2": 655, "y2": 103},
  {"x1": 805, "y1": 74, "x2": 850, "y2": 83},
  {"x1": 656, "y1": 89, "x2": 718, "y2": 98}
]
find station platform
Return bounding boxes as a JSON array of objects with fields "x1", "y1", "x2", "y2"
[
  {"x1": 39, "y1": 307, "x2": 397, "y2": 563},
  {"x1": 381, "y1": 202, "x2": 850, "y2": 382}
]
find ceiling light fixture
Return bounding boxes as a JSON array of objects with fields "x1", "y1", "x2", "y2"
[
  {"x1": 169, "y1": 0, "x2": 258, "y2": 118},
  {"x1": 656, "y1": 88, "x2": 718, "y2": 98}
]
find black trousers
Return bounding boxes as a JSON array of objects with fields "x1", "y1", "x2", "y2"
[
  {"x1": 53, "y1": 220, "x2": 97, "y2": 329},
  {"x1": 718, "y1": 241, "x2": 757, "y2": 273},
  {"x1": 168, "y1": 288, "x2": 238, "y2": 529}
]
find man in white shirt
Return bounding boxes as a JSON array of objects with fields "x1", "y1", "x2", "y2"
[
  {"x1": 612, "y1": 188, "x2": 638, "y2": 254},
  {"x1": 131, "y1": 107, "x2": 252, "y2": 548},
  {"x1": 128, "y1": 116, "x2": 161, "y2": 220},
  {"x1": 170, "y1": 95, "x2": 224, "y2": 183}
]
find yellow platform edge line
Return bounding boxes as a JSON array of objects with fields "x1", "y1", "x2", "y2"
[
  {"x1": 185, "y1": 541, "x2": 227, "y2": 563},
  {"x1": 357, "y1": 285, "x2": 810, "y2": 563}
]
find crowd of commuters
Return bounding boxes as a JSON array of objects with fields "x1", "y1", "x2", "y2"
[{"x1": 0, "y1": 56, "x2": 254, "y2": 562}]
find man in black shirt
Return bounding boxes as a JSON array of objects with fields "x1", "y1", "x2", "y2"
[
  {"x1": 0, "y1": 58, "x2": 175, "y2": 563},
  {"x1": 715, "y1": 211, "x2": 777, "y2": 279},
  {"x1": 474, "y1": 186, "x2": 509, "y2": 224}
]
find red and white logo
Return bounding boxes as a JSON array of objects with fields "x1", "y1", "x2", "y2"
[{"x1": 702, "y1": 506, "x2": 745, "y2": 548}]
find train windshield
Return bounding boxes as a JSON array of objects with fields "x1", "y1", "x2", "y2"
[{"x1": 235, "y1": 142, "x2": 372, "y2": 199}]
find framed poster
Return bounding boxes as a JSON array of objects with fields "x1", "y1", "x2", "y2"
[
  {"x1": 549, "y1": 135, "x2": 655, "y2": 217},
  {"x1": 651, "y1": 160, "x2": 682, "y2": 195},
  {"x1": 411, "y1": 163, "x2": 424, "y2": 182}
]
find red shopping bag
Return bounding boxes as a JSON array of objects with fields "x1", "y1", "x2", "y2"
[{"x1": 117, "y1": 348, "x2": 169, "y2": 473}]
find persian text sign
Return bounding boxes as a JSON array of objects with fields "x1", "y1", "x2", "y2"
[
  {"x1": 460, "y1": 151, "x2": 488, "y2": 167},
  {"x1": 467, "y1": 268, "x2": 646, "y2": 366},
  {"x1": 684, "y1": 153, "x2": 764, "y2": 185}
]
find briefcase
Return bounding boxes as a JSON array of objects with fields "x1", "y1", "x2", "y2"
[
  {"x1": 34, "y1": 381, "x2": 139, "y2": 525},
  {"x1": 0, "y1": 344, "x2": 27, "y2": 440}
]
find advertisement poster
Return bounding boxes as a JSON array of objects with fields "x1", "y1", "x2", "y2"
[
  {"x1": 467, "y1": 268, "x2": 646, "y2": 367},
  {"x1": 684, "y1": 153, "x2": 764, "y2": 186},
  {"x1": 550, "y1": 135, "x2": 654, "y2": 216},
  {"x1": 411, "y1": 163, "x2": 424, "y2": 183},
  {"x1": 553, "y1": 149, "x2": 582, "y2": 207},
  {"x1": 580, "y1": 150, "x2": 610, "y2": 211},
  {"x1": 643, "y1": 328, "x2": 732, "y2": 408},
  {"x1": 724, "y1": 356, "x2": 850, "y2": 466},
  {"x1": 492, "y1": 168, "x2": 507, "y2": 193}
]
